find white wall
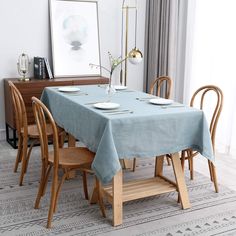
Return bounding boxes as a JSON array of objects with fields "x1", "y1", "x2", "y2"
[{"x1": 0, "y1": 0, "x2": 146, "y2": 138}]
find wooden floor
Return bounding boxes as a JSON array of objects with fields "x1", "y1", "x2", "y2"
[{"x1": 193, "y1": 152, "x2": 236, "y2": 191}]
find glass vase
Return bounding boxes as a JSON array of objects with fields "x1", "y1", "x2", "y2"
[{"x1": 105, "y1": 73, "x2": 116, "y2": 102}]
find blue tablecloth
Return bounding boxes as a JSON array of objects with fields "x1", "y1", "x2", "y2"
[{"x1": 41, "y1": 85, "x2": 214, "y2": 183}]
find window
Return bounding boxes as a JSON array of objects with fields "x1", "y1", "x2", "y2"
[{"x1": 189, "y1": 0, "x2": 236, "y2": 156}]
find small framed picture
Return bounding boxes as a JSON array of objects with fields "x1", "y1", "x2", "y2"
[{"x1": 50, "y1": 0, "x2": 101, "y2": 77}]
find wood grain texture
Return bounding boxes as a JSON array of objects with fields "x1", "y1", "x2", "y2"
[
  {"x1": 181, "y1": 85, "x2": 223, "y2": 193},
  {"x1": 31, "y1": 97, "x2": 104, "y2": 228},
  {"x1": 4, "y1": 77, "x2": 109, "y2": 128}
]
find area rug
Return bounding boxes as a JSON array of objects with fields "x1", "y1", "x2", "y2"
[{"x1": 0, "y1": 142, "x2": 236, "y2": 236}]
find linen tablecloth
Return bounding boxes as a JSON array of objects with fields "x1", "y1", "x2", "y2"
[{"x1": 41, "y1": 85, "x2": 214, "y2": 183}]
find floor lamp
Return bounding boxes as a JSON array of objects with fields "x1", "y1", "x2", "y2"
[{"x1": 120, "y1": 0, "x2": 143, "y2": 86}]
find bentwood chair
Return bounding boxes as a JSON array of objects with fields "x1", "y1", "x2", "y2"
[
  {"x1": 9, "y1": 81, "x2": 56, "y2": 186},
  {"x1": 150, "y1": 75, "x2": 172, "y2": 99},
  {"x1": 180, "y1": 85, "x2": 223, "y2": 193},
  {"x1": 132, "y1": 76, "x2": 173, "y2": 171},
  {"x1": 32, "y1": 97, "x2": 105, "y2": 228}
]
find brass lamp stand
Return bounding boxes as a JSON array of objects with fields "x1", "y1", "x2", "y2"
[{"x1": 120, "y1": 0, "x2": 143, "y2": 86}]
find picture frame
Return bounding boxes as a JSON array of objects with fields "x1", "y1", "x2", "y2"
[{"x1": 50, "y1": 0, "x2": 101, "y2": 77}]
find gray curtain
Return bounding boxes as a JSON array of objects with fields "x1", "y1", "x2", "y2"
[{"x1": 144, "y1": 0, "x2": 188, "y2": 101}]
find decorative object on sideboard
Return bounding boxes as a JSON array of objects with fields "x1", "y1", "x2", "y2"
[
  {"x1": 34, "y1": 57, "x2": 46, "y2": 79},
  {"x1": 17, "y1": 53, "x2": 30, "y2": 81},
  {"x1": 34, "y1": 57, "x2": 54, "y2": 79},
  {"x1": 120, "y1": 0, "x2": 143, "y2": 86},
  {"x1": 44, "y1": 58, "x2": 53, "y2": 79},
  {"x1": 49, "y1": 0, "x2": 101, "y2": 77}
]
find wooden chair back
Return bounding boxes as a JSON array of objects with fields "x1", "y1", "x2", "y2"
[
  {"x1": 190, "y1": 85, "x2": 223, "y2": 151},
  {"x1": 8, "y1": 81, "x2": 28, "y2": 136},
  {"x1": 150, "y1": 76, "x2": 172, "y2": 98},
  {"x1": 32, "y1": 97, "x2": 59, "y2": 168}
]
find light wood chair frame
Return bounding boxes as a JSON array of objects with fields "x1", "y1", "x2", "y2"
[
  {"x1": 32, "y1": 97, "x2": 105, "y2": 228},
  {"x1": 132, "y1": 76, "x2": 172, "y2": 171},
  {"x1": 150, "y1": 75, "x2": 172, "y2": 99},
  {"x1": 181, "y1": 85, "x2": 223, "y2": 193},
  {"x1": 9, "y1": 81, "x2": 38, "y2": 185}
]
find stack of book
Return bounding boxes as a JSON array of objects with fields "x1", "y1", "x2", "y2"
[{"x1": 34, "y1": 57, "x2": 53, "y2": 79}]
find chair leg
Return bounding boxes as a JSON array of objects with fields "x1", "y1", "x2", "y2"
[
  {"x1": 35, "y1": 165, "x2": 52, "y2": 209},
  {"x1": 208, "y1": 160, "x2": 213, "y2": 181},
  {"x1": 188, "y1": 158, "x2": 191, "y2": 170},
  {"x1": 53, "y1": 173, "x2": 67, "y2": 213},
  {"x1": 166, "y1": 155, "x2": 171, "y2": 166},
  {"x1": 24, "y1": 139, "x2": 37, "y2": 174},
  {"x1": 35, "y1": 163, "x2": 47, "y2": 209},
  {"x1": 189, "y1": 157, "x2": 194, "y2": 180},
  {"x1": 14, "y1": 135, "x2": 23, "y2": 172},
  {"x1": 96, "y1": 177, "x2": 106, "y2": 218},
  {"x1": 210, "y1": 162, "x2": 219, "y2": 193},
  {"x1": 186, "y1": 150, "x2": 194, "y2": 180},
  {"x1": 47, "y1": 171, "x2": 58, "y2": 228},
  {"x1": 42, "y1": 165, "x2": 52, "y2": 196},
  {"x1": 133, "y1": 158, "x2": 137, "y2": 172},
  {"x1": 19, "y1": 138, "x2": 28, "y2": 186},
  {"x1": 82, "y1": 171, "x2": 89, "y2": 200}
]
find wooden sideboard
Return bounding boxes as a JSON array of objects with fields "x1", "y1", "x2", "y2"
[{"x1": 4, "y1": 77, "x2": 109, "y2": 148}]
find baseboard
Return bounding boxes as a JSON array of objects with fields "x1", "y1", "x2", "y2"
[{"x1": 0, "y1": 129, "x2": 6, "y2": 141}]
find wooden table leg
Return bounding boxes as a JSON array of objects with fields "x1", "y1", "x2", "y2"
[
  {"x1": 122, "y1": 159, "x2": 134, "y2": 170},
  {"x1": 155, "y1": 155, "x2": 164, "y2": 177},
  {"x1": 171, "y1": 152, "x2": 191, "y2": 209},
  {"x1": 112, "y1": 170, "x2": 123, "y2": 226},
  {"x1": 58, "y1": 130, "x2": 66, "y2": 148},
  {"x1": 68, "y1": 134, "x2": 76, "y2": 147}
]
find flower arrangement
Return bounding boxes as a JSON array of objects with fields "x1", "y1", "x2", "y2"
[{"x1": 89, "y1": 52, "x2": 126, "y2": 92}]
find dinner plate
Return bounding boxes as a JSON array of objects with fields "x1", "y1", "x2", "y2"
[
  {"x1": 114, "y1": 85, "x2": 128, "y2": 90},
  {"x1": 149, "y1": 98, "x2": 174, "y2": 105},
  {"x1": 93, "y1": 102, "x2": 120, "y2": 110},
  {"x1": 58, "y1": 87, "x2": 80, "y2": 93}
]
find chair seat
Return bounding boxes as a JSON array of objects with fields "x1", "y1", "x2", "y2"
[
  {"x1": 21, "y1": 124, "x2": 63, "y2": 138},
  {"x1": 48, "y1": 147, "x2": 94, "y2": 168}
]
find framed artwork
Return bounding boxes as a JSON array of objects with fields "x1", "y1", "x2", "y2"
[{"x1": 50, "y1": 0, "x2": 101, "y2": 77}]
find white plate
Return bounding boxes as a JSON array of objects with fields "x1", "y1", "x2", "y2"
[
  {"x1": 58, "y1": 87, "x2": 80, "y2": 93},
  {"x1": 93, "y1": 102, "x2": 120, "y2": 110},
  {"x1": 149, "y1": 98, "x2": 174, "y2": 105},
  {"x1": 114, "y1": 85, "x2": 128, "y2": 90}
]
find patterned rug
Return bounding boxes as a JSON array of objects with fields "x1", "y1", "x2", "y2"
[{"x1": 0, "y1": 141, "x2": 236, "y2": 236}]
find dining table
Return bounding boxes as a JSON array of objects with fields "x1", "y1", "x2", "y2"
[{"x1": 41, "y1": 84, "x2": 214, "y2": 226}]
